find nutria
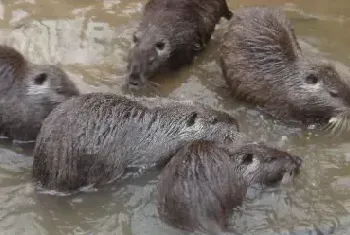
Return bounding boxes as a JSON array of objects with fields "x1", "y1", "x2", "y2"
[
  {"x1": 219, "y1": 7, "x2": 350, "y2": 127},
  {"x1": 0, "y1": 45, "x2": 79, "y2": 141},
  {"x1": 33, "y1": 92, "x2": 241, "y2": 191},
  {"x1": 157, "y1": 140, "x2": 302, "y2": 234},
  {"x1": 126, "y1": 0, "x2": 233, "y2": 87}
]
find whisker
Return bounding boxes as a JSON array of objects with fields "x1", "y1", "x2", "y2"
[
  {"x1": 323, "y1": 115, "x2": 340, "y2": 135},
  {"x1": 145, "y1": 81, "x2": 161, "y2": 96},
  {"x1": 322, "y1": 118, "x2": 337, "y2": 133},
  {"x1": 147, "y1": 81, "x2": 161, "y2": 88},
  {"x1": 344, "y1": 111, "x2": 350, "y2": 132},
  {"x1": 338, "y1": 112, "x2": 350, "y2": 134},
  {"x1": 331, "y1": 115, "x2": 344, "y2": 137},
  {"x1": 323, "y1": 111, "x2": 350, "y2": 137},
  {"x1": 332, "y1": 118, "x2": 343, "y2": 137}
]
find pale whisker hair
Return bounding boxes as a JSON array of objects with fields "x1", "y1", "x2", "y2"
[
  {"x1": 146, "y1": 80, "x2": 161, "y2": 89},
  {"x1": 323, "y1": 110, "x2": 350, "y2": 137}
]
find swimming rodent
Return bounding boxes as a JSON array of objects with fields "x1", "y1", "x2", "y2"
[
  {"x1": 0, "y1": 45, "x2": 79, "y2": 141},
  {"x1": 32, "y1": 92, "x2": 240, "y2": 191},
  {"x1": 219, "y1": 7, "x2": 350, "y2": 128},
  {"x1": 126, "y1": 0, "x2": 233, "y2": 88},
  {"x1": 157, "y1": 140, "x2": 302, "y2": 234}
]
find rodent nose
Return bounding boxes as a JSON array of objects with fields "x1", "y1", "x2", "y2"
[
  {"x1": 129, "y1": 78, "x2": 140, "y2": 86},
  {"x1": 291, "y1": 155, "x2": 302, "y2": 175},
  {"x1": 129, "y1": 71, "x2": 141, "y2": 86},
  {"x1": 294, "y1": 156, "x2": 303, "y2": 167},
  {"x1": 130, "y1": 81, "x2": 140, "y2": 87}
]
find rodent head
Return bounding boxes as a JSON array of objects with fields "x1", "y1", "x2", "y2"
[
  {"x1": 127, "y1": 27, "x2": 171, "y2": 87},
  {"x1": 25, "y1": 64, "x2": 79, "y2": 105},
  {"x1": 232, "y1": 142, "x2": 302, "y2": 186},
  {"x1": 181, "y1": 104, "x2": 240, "y2": 141},
  {"x1": 290, "y1": 60, "x2": 350, "y2": 121}
]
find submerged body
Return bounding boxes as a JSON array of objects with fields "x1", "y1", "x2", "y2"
[
  {"x1": 0, "y1": 45, "x2": 79, "y2": 141},
  {"x1": 219, "y1": 7, "x2": 350, "y2": 125},
  {"x1": 33, "y1": 93, "x2": 240, "y2": 191},
  {"x1": 157, "y1": 140, "x2": 302, "y2": 234},
  {"x1": 127, "y1": 0, "x2": 232, "y2": 87}
]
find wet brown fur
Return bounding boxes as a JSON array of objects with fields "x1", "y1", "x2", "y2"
[
  {"x1": 127, "y1": 0, "x2": 233, "y2": 86},
  {"x1": 219, "y1": 7, "x2": 350, "y2": 123},
  {"x1": 157, "y1": 140, "x2": 302, "y2": 233},
  {"x1": 0, "y1": 45, "x2": 79, "y2": 140}
]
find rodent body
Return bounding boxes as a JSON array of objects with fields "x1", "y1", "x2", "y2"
[
  {"x1": 219, "y1": 7, "x2": 350, "y2": 123},
  {"x1": 0, "y1": 45, "x2": 79, "y2": 140},
  {"x1": 127, "y1": 0, "x2": 233, "y2": 87},
  {"x1": 33, "y1": 92, "x2": 240, "y2": 191},
  {"x1": 157, "y1": 140, "x2": 302, "y2": 233}
]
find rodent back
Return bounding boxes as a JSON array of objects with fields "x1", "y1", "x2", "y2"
[
  {"x1": 32, "y1": 94, "x2": 241, "y2": 191},
  {"x1": 0, "y1": 45, "x2": 27, "y2": 94},
  {"x1": 157, "y1": 140, "x2": 246, "y2": 233},
  {"x1": 222, "y1": 7, "x2": 301, "y2": 73}
]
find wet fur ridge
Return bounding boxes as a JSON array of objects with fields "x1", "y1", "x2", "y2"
[
  {"x1": 32, "y1": 93, "x2": 241, "y2": 191},
  {"x1": 0, "y1": 45, "x2": 26, "y2": 90},
  {"x1": 143, "y1": 0, "x2": 232, "y2": 45},
  {"x1": 219, "y1": 7, "x2": 350, "y2": 122},
  {"x1": 157, "y1": 140, "x2": 246, "y2": 234},
  {"x1": 0, "y1": 45, "x2": 79, "y2": 140}
]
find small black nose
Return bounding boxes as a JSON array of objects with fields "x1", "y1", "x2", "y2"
[
  {"x1": 129, "y1": 71, "x2": 141, "y2": 86},
  {"x1": 129, "y1": 79, "x2": 140, "y2": 86},
  {"x1": 294, "y1": 156, "x2": 303, "y2": 167}
]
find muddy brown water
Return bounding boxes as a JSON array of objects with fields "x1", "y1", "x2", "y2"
[{"x1": 0, "y1": 0, "x2": 350, "y2": 234}]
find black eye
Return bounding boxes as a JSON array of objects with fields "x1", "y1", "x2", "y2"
[
  {"x1": 34, "y1": 73, "x2": 47, "y2": 85},
  {"x1": 133, "y1": 34, "x2": 139, "y2": 43},
  {"x1": 305, "y1": 74, "x2": 319, "y2": 84},
  {"x1": 186, "y1": 112, "x2": 197, "y2": 127},
  {"x1": 242, "y1": 153, "x2": 254, "y2": 164},
  {"x1": 156, "y1": 42, "x2": 165, "y2": 50},
  {"x1": 330, "y1": 90, "x2": 339, "y2": 98},
  {"x1": 210, "y1": 117, "x2": 218, "y2": 125}
]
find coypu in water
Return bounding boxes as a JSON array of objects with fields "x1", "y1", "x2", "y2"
[
  {"x1": 157, "y1": 140, "x2": 302, "y2": 234},
  {"x1": 219, "y1": 7, "x2": 350, "y2": 129},
  {"x1": 0, "y1": 45, "x2": 79, "y2": 141},
  {"x1": 33, "y1": 92, "x2": 241, "y2": 191},
  {"x1": 126, "y1": 0, "x2": 233, "y2": 88}
]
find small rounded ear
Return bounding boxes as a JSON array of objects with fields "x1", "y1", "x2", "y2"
[
  {"x1": 210, "y1": 117, "x2": 218, "y2": 125},
  {"x1": 156, "y1": 41, "x2": 165, "y2": 50},
  {"x1": 186, "y1": 112, "x2": 198, "y2": 127},
  {"x1": 240, "y1": 153, "x2": 254, "y2": 165},
  {"x1": 193, "y1": 33, "x2": 205, "y2": 51},
  {"x1": 305, "y1": 74, "x2": 318, "y2": 84},
  {"x1": 329, "y1": 89, "x2": 339, "y2": 98},
  {"x1": 193, "y1": 42, "x2": 203, "y2": 51},
  {"x1": 34, "y1": 73, "x2": 47, "y2": 85},
  {"x1": 133, "y1": 33, "x2": 140, "y2": 43}
]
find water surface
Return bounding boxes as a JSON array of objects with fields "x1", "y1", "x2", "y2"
[{"x1": 0, "y1": 0, "x2": 350, "y2": 234}]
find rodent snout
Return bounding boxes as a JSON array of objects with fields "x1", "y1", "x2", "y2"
[
  {"x1": 128, "y1": 65, "x2": 145, "y2": 87},
  {"x1": 289, "y1": 155, "x2": 302, "y2": 177},
  {"x1": 281, "y1": 168, "x2": 299, "y2": 184},
  {"x1": 281, "y1": 155, "x2": 302, "y2": 184},
  {"x1": 129, "y1": 73, "x2": 141, "y2": 86},
  {"x1": 293, "y1": 155, "x2": 303, "y2": 170}
]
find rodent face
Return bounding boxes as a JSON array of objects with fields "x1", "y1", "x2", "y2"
[
  {"x1": 127, "y1": 27, "x2": 171, "y2": 87},
  {"x1": 232, "y1": 143, "x2": 302, "y2": 186},
  {"x1": 25, "y1": 65, "x2": 79, "y2": 105},
  {"x1": 295, "y1": 62, "x2": 350, "y2": 120}
]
